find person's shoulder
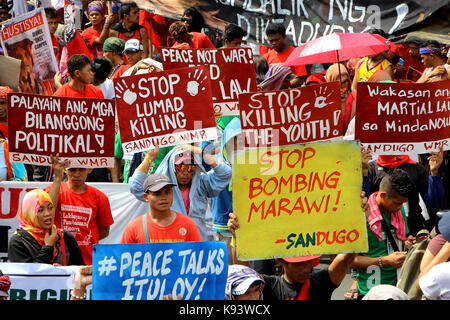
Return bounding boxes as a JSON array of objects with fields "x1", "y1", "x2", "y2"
[
  {"x1": 53, "y1": 83, "x2": 70, "y2": 97},
  {"x1": 86, "y1": 84, "x2": 104, "y2": 98},
  {"x1": 85, "y1": 184, "x2": 109, "y2": 199}
]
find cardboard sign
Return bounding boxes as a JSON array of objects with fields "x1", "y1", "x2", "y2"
[
  {"x1": 355, "y1": 81, "x2": 450, "y2": 154},
  {"x1": 114, "y1": 66, "x2": 217, "y2": 154},
  {"x1": 92, "y1": 242, "x2": 228, "y2": 300},
  {"x1": 161, "y1": 47, "x2": 257, "y2": 116},
  {"x1": 0, "y1": 8, "x2": 58, "y2": 95},
  {"x1": 238, "y1": 82, "x2": 342, "y2": 148},
  {"x1": 7, "y1": 93, "x2": 116, "y2": 168},
  {"x1": 232, "y1": 140, "x2": 367, "y2": 260}
]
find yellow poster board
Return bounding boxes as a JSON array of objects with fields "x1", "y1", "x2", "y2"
[{"x1": 232, "y1": 140, "x2": 368, "y2": 261}]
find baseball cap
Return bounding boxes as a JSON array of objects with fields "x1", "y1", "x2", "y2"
[
  {"x1": 143, "y1": 174, "x2": 176, "y2": 193},
  {"x1": 438, "y1": 211, "x2": 450, "y2": 242},
  {"x1": 174, "y1": 152, "x2": 194, "y2": 165},
  {"x1": 124, "y1": 39, "x2": 144, "y2": 53},
  {"x1": 282, "y1": 255, "x2": 322, "y2": 266},
  {"x1": 103, "y1": 37, "x2": 125, "y2": 55},
  {"x1": 362, "y1": 284, "x2": 410, "y2": 300},
  {"x1": 225, "y1": 264, "x2": 264, "y2": 300}
]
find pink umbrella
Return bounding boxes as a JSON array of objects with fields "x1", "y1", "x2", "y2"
[{"x1": 283, "y1": 32, "x2": 391, "y2": 67}]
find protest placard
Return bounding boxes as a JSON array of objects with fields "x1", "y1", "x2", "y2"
[
  {"x1": 114, "y1": 66, "x2": 217, "y2": 154},
  {"x1": 238, "y1": 82, "x2": 342, "y2": 148},
  {"x1": 232, "y1": 140, "x2": 367, "y2": 260},
  {"x1": 7, "y1": 93, "x2": 116, "y2": 168},
  {"x1": 1, "y1": 8, "x2": 58, "y2": 95},
  {"x1": 355, "y1": 80, "x2": 450, "y2": 154},
  {"x1": 161, "y1": 47, "x2": 257, "y2": 116},
  {"x1": 92, "y1": 241, "x2": 228, "y2": 300}
]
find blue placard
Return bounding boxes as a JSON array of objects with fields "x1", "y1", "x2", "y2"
[{"x1": 92, "y1": 241, "x2": 228, "y2": 300}]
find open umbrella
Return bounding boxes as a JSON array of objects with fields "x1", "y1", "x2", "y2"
[
  {"x1": 284, "y1": 32, "x2": 391, "y2": 67},
  {"x1": 284, "y1": 32, "x2": 391, "y2": 85}
]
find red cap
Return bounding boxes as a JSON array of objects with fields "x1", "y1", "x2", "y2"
[{"x1": 282, "y1": 255, "x2": 321, "y2": 267}]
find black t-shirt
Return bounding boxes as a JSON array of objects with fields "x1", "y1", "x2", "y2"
[{"x1": 262, "y1": 268, "x2": 337, "y2": 301}]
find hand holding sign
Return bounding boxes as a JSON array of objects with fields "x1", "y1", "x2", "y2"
[{"x1": 428, "y1": 146, "x2": 444, "y2": 175}]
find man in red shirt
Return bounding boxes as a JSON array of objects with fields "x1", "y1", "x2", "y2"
[
  {"x1": 109, "y1": 1, "x2": 149, "y2": 58},
  {"x1": 53, "y1": 54, "x2": 104, "y2": 98},
  {"x1": 81, "y1": 1, "x2": 115, "y2": 60},
  {"x1": 46, "y1": 155, "x2": 114, "y2": 265},
  {"x1": 121, "y1": 174, "x2": 201, "y2": 244},
  {"x1": 263, "y1": 23, "x2": 307, "y2": 81}
]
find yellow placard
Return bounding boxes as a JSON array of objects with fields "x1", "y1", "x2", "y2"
[{"x1": 232, "y1": 140, "x2": 368, "y2": 261}]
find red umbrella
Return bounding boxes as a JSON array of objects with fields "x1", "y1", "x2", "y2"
[{"x1": 283, "y1": 32, "x2": 391, "y2": 67}]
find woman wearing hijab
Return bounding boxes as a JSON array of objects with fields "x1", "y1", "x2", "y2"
[{"x1": 8, "y1": 189, "x2": 85, "y2": 266}]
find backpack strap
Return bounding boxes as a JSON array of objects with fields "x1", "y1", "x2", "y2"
[
  {"x1": 380, "y1": 217, "x2": 400, "y2": 252},
  {"x1": 142, "y1": 213, "x2": 150, "y2": 244}
]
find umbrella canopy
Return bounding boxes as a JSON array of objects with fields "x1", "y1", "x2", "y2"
[{"x1": 284, "y1": 32, "x2": 391, "y2": 67}]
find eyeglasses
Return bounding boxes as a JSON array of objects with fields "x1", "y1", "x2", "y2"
[{"x1": 175, "y1": 164, "x2": 195, "y2": 173}]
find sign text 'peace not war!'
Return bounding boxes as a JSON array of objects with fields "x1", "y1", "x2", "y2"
[
  {"x1": 161, "y1": 47, "x2": 257, "y2": 116},
  {"x1": 93, "y1": 241, "x2": 228, "y2": 300},
  {"x1": 238, "y1": 82, "x2": 342, "y2": 148},
  {"x1": 114, "y1": 66, "x2": 217, "y2": 154},
  {"x1": 232, "y1": 140, "x2": 367, "y2": 260},
  {"x1": 7, "y1": 93, "x2": 115, "y2": 168},
  {"x1": 355, "y1": 80, "x2": 450, "y2": 154}
]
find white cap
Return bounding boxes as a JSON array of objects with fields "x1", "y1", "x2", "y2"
[{"x1": 124, "y1": 39, "x2": 143, "y2": 53}]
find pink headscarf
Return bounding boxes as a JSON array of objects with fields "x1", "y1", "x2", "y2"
[{"x1": 18, "y1": 189, "x2": 55, "y2": 246}]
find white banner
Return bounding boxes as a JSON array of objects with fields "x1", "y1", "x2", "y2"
[
  {"x1": 0, "y1": 181, "x2": 149, "y2": 256},
  {"x1": 0, "y1": 263, "x2": 91, "y2": 300}
]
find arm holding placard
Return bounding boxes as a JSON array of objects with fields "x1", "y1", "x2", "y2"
[
  {"x1": 47, "y1": 154, "x2": 70, "y2": 209},
  {"x1": 129, "y1": 146, "x2": 160, "y2": 202}
]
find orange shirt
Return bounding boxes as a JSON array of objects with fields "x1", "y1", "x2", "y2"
[
  {"x1": 264, "y1": 46, "x2": 307, "y2": 77},
  {"x1": 121, "y1": 211, "x2": 202, "y2": 244},
  {"x1": 190, "y1": 32, "x2": 215, "y2": 49},
  {"x1": 112, "y1": 64, "x2": 130, "y2": 79},
  {"x1": 81, "y1": 26, "x2": 104, "y2": 60},
  {"x1": 53, "y1": 83, "x2": 104, "y2": 99}
]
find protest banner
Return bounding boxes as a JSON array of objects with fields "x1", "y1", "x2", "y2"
[
  {"x1": 0, "y1": 263, "x2": 90, "y2": 300},
  {"x1": 238, "y1": 82, "x2": 342, "y2": 148},
  {"x1": 161, "y1": 47, "x2": 257, "y2": 116},
  {"x1": 132, "y1": 1, "x2": 447, "y2": 46},
  {"x1": 114, "y1": 66, "x2": 217, "y2": 154},
  {"x1": 92, "y1": 242, "x2": 228, "y2": 300},
  {"x1": 0, "y1": 8, "x2": 58, "y2": 95},
  {"x1": 355, "y1": 80, "x2": 450, "y2": 155},
  {"x1": 7, "y1": 93, "x2": 116, "y2": 168},
  {"x1": 232, "y1": 140, "x2": 367, "y2": 260}
]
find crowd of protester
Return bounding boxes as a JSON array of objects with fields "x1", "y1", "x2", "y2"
[{"x1": 0, "y1": 0, "x2": 450, "y2": 301}]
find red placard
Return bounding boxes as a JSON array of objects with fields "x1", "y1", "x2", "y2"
[
  {"x1": 7, "y1": 93, "x2": 115, "y2": 167},
  {"x1": 161, "y1": 47, "x2": 257, "y2": 116},
  {"x1": 355, "y1": 80, "x2": 450, "y2": 154},
  {"x1": 114, "y1": 66, "x2": 217, "y2": 154},
  {"x1": 238, "y1": 82, "x2": 343, "y2": 148}
]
